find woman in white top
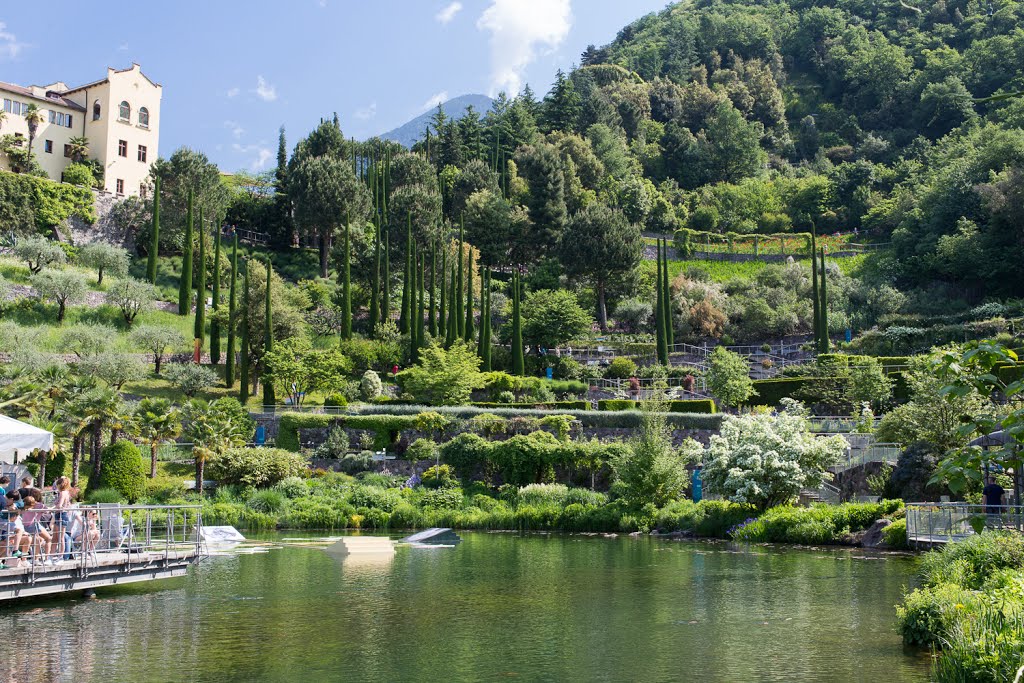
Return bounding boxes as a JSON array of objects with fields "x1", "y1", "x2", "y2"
[{"x1": 50, "y1": 476, "x2": 73, "y2": 561}]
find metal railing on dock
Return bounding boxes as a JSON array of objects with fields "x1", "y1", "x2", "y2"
[
  {"x1": 906, "y1": 503, "x2": 1024, "y2": 548},
  {"x1": 0, "y1": 504, "x2": 203, "y2": 601}
]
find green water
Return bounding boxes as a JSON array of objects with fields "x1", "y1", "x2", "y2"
[{"x1": 0, "y1": 533, "x2": 930, "y2": 682}]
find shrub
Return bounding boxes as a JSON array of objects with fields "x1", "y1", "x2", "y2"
[
  {"x1": 666, "y1": 400, "x2": 717, "y2": 413},
  {"x1": 517, "y1": 483, "x2": 571, "y2": 507},
  {"x1": 655, "y1": 499, "x2": 755, "y2": 537},
  {"x1": 347, "y1": 485, "x2": 401, "y2": 512},
  {"x1": 312, "y1": 427, "x2": 349, "y2": 459},
  {"x1": 598, "y1": 399, "x2": 638, "y2": 411},
  {"x1": 405, "y1": 438, "x2": 438, "y2": 463},
  {"x1": 94, "y1": 441, "x2": 146, "y2": 503},
  {"x1": 62, "y1": 162, "x2": 95, "y2": 188},
  {"x1": 745, "y1": 378, "x2": 815, "y2": 406},
  {"x1": 86, "y1": 487, "x2": 126, "y2": 504},
  {"x1": 323, "y1": 393, "x2": 348, "y2": 408},
  {"x1": 164, "y1": 363, "x2": 218, "y2": 397},
  {"x1": 605, "y1": 357, "x2": 638, "y2": 380},
  {"x1": 337, "y1": 452, "x2": 374, "y2": 474},
  {"x1": 274, "y1": 477, "x2": 309, "y2": 499},
  {"x1": 897, "y1": 583, "x2": 978, "y2": 647},
  {"x1": 918, "y1": 531, "x2": 1024, "y2": 591},
  {"x1": 420, "y1": 487, "x2": 464, "y2": 510},
  {"x1": 277, "y1": 413, "x2": 333, "y2": 451},
  {"x1": 731, "y1": 501, "x2": 904, "y2": 544},
  {"x1": 247, "y1": 490, "x2": 288, "y2": 514},
  {"x1": 210, "y1": 447, "x2": 308, "y2": 488},
  {"x1": 360, "y1": 370, "x2": 383, "y2": 401},
  {"x1": 882, "y1": 518, "x2": 908, "y2": 548},
  {"x1": 421, "y1": 464, "x2": 458, "y2": 489}
]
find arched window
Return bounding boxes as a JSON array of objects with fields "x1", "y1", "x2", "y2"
[
  {"x1": 138, "y1": 107, "x2": 149, "y2": 127},
  {"x1": 92, "y1": 100, "x2": 101, "y2": 121},
  {"x1": 118, "y1": 100, "x2": 130, "y2": 121}
]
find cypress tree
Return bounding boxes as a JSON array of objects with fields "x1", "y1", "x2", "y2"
[
  {"x1": 416, "y1": 249, "x2": 426, "y2": 354},
  {"x1": 226, "y1": 235, "x2": 238, "y2": 387},
  {"x1": 178, "y1": 189, "x2": 194, "y2": 315},
  {"x1": 811, "y1": 230, "x2": 820, "y2": 347},
  {"x1": 399, "y1": 213, "x2": 412, "y2": 334},
  {"x1": 655, "y1": 239, "x2": 667, "y2": 365},
  {"x1": 428, "y1": 239, "x2": 437, "y2": 338},
  {"x1": 439, "y1": 245, "x2": 447, "y2": 341},
  {"x1": 445, "y1": 261, "x2": 457, "y2": 347},
  {"x1": 210, "y1": 222, "x2": 221, "y2": 364},
  {"x1": 194, "y1": 207, "x2": 207, "y2": 353},
  {"x1": 369, "y1": 226, "x2": 380, "y2": 333},
  {"x1": 381, "y1": 233, "x2": 391, "y2": 326},
  {"x1": 464, "y1": 247, "x2": 475, "y2": 342},
  {"x1": 662, "y1": 239, "x2": 674, "y2": 349},
  {"x1": 511, "y1": 272, "x2": 524, "y2": 376},
  {"x1": 456, "y1": 218, "x2": 465, "y2": 339},
  {"x1": 238, "y1": 260, "x2": 250, "y2": 402},
  {"x1": 481, "y1": 270, "x2": 492, "y2": 371},
  {"x1": 147, "y1": 176, "x2": 160, "y2": 284},
  {"x1": 477, "y1": 268, "x2": 486, "y2": 357},
  {"x1": 263, "y1": 258, "x2": 275, "y2": 407},
  {"x1": 818, "y1": 248, "x2": 829, "y2": 354},
  {"x1": 341, "y1": 213, "x2": 352, "y2": 341}
]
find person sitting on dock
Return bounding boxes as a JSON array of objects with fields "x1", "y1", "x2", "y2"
[
  {"x1": 18, "y1": 478, "x2": 42, "y2": 506},
  {"x1": 0, "y1": 476, "x2": 9, "y2": 499},
  {"x1": 0, "y1": 507, "x2": 28, "y2": 569},
  {"x1": 20, "y1": 497, "x2": 52, "y2": 565},
  {"x1": 4, "y1": 490, "x2": 22, "y2": 510}
]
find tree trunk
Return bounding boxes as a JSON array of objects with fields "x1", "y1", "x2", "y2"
[
  {"x1": 72, "y1": 435, "x2": 82, "y2": 488},
  {"x1": 38, "y1": 452, "x2": 47, "y2": 488},
  {"x1": 319, "y1": 230, "x2": 331, "y2": 278},
  {"x1": 91, "y1": 421, "x2": 103, "y2": 477},
  {"x1": 597, "y1": 282, "x2": 608, "y2": 332},
  {"x1": 150, "y1": 443, "x2": 158, "y2": 479},
  {"x1": 155, "y1": 353, "x2": 162, "y2": 375},
  {"x1": 196, "y1": 458, "x2": 205, "y2": 494},
  {"x1": 97, "y1": 267, "x2": 104, "y2": 285},
  {"x1": 110, "y1": 428, "x2": 120, "y2": 445},
  {"x1": 58, "y1": 301, "x2": 66, "y2": 324}
]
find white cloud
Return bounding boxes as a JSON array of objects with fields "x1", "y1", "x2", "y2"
[
  {"x1": 354, "y1": 101, "x2": 377, "y2": 121},
  {"x1": 233, "y1": 143, "x2": 274, "y2": 171},
  {"x1": 117, "y1": 43, "x2": 129, "y2": 52},
  {"x1": 0, "y1": 22, "x2": 28, "y2": 60},
  {"x1": 226, "y1": 86, "x2": 240, "y2": 98},
  {"x1": 436, "y1": 2, "x2": 463, "y2": 24},
  {"x1": 318, "y1": 0, "x2": 327, "y2": 6},
  {"x1": 253, "y1": 75, "x2": 277, "y2": 102},
  {"x1": 419, "y1": 91, "x2": 448, "y2": 113},
  {"x1": 224, "y1": 120, "x2": 245, "y2": 139},
  {"x1": 476, "y1": 0, "x2": 572, "y2": 95}
]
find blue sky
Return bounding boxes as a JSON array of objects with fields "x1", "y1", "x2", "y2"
[{"x1": 0, "y1": 1, "x2": 667, "y2": 173}]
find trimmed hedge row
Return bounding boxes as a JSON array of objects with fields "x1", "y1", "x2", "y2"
[
  {"x1": 745, "y1": 378, "x2": 814, "y2": 406},
  {"x1": 276, "y1": 413, "x2": 423, "y2": 452},
  {"x1": 472, "y1": 401, "x2": 590, "y2": 410},
  {"x1": 596, "y1": 399, "x2": 717, "y2": 413}
]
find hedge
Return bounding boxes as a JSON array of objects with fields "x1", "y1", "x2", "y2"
[
  {"x1": 277, "y1": 413, "x2": 333, "y2": 451},
  {"x1": 598, "y1": 399, "x2": 637, "y2": 411},
  {"x1": 745, "y1": 378, "x2": 815, "y2": 406},
  {"x1": 277, "y1": 412, "x2": 422, "y2": 452},
  {"x1": 472, "y1": 401, "x2": 590, "y2": 410},
  {"x1": 92, "y1": 441, "x2": 146, "y2": 503},
  {"x1": 597, "y1": 399, "x2": 717, "y2": 413}
]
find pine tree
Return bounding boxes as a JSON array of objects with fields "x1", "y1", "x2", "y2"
[
  {"x1": 263, "y1": 258, "x2": 275, "y2": 406},
  {"x1": 178, "y1": 189, "x2": 194, "y2": 315},
  {"x1": 811, "y1": 230, "x2": 820, "y2": 347},
  {"x1": 369, "y1": 225, "x2": 380, "y2": 332},
  {"x1": 341, "y1": 213, "x2": 352, "y2": 340},
  {"x1": 147, "y1": 176, "x2": 160, "y2": 284},
  {"x1": 238, "y1": 259, "x2": 250, "y2": 402},
  {"x1": 455, "y1": 218, "x2": 465, "y2": 339},
  {"x1": 381, "y1": 233, "x2": 391, "y2": 327},
  {"x1": 194, "y1": 207, "x2": 207, "y2": 353},
  {"x1": 210, "y1": 222, "x2": 222, "y2": 364},
  {"x1": 511, "y1": 272, "x2": 524, "y2": 376},
  {"x1": 428, "y1": 239, "x2": 437, "y2": 337},
  {"x1": 662, "y1": 239, "x2": 674, "y2": 349},
  {"x1": 464, "y1": 247, "x2": 475, "y2": 342},
  {"x1": 818, "y1": 248, "x2": 829, "y2": 354},
  {"x1": 225, "y1": 235, "x2": 238, "y2": 387}
]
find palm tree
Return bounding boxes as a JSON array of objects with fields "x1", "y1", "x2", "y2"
[
  {"x1": 134, "y1": 398, "x2": 182, "y2": 478},
  {"x1": 66, "y1": 136, "x2": 89, "y2": 163},
  {"x1": 74, "y1": 387, "x2": 121, "y2": 478},
  {"x1": 24, "y1": 416, "x2": 65, "y2": 486},
  {"x1": 183, "y1": 398, "x2": 252, "y2": 493},
  {"x1": 23, "y1": 104, "x2": 44, "y2": 164}
]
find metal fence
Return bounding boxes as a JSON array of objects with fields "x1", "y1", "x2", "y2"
[{"x1": 906, "y1": 503, "x2": 1024, "y2": 547}]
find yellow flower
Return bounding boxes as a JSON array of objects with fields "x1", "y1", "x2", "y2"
[{"x1": 955, "y1": 603, "x2": 965, "y2": 609}]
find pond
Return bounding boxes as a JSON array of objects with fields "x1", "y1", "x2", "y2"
[{"x1": 0, "y1": 532, "x2": 930, "y2": 682}]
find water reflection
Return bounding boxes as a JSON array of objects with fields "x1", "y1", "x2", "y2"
[{"x1": 0, "y1": 534, "x2": 930, "y2": 683}]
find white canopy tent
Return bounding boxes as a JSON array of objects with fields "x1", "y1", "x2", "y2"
[{"x1": 0, "y1": 414, "x2": 54, "y2": 464}]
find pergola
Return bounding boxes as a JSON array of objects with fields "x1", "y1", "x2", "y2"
[{"x1": 0, "y1": 414, "x2": 54, "y2": 465}]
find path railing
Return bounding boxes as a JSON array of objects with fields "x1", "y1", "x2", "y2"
[{"x1": 906, "y1": 503, "x2": 1024, "y2": 547}]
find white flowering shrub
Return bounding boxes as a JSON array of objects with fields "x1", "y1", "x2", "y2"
[{"x1": 702, "y1": 411, "x2": 847, "y2": 510}]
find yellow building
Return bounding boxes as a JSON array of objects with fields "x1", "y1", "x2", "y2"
[{"x1": 0, "y1": 64, "x2": 161, "y2": 197}]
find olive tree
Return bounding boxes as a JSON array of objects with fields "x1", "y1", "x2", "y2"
[
  {"x1": 32, "y1": 269, "x2": 87, "y2": 323},
  {"x1": 16, "y1": 237, "x2": 66, "y2": 274},
  {"x1": 105, "y1": 277, "x2": 157, "y2": 327},
  {"x1": 78, "y1": 242, "x2": 130, "y2": 285},
  {"x1": 164, "y1": 363, "x2": 218, "y2": 398},
  {"x1": 130, "y1": 325, "x2": 188, "y2": 375}
]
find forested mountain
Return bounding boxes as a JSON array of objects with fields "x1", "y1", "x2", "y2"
[
  {"x1": 217, "y1": 0, "x2": 1024, "y2": 348},
  {"x1": 380, "y1": 94, "x2": 494, "y2": 148}
]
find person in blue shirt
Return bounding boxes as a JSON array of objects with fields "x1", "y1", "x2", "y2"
[{"x1": 0, "y1": 475, "x2": 8, "y2": 500}]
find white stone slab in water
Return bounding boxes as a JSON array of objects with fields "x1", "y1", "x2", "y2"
[
  {"x1": 201, "y1": 526, "x2": 246, "y2": 543},
  {"x1": 400, "y1": 528, "x2": 462, "y2": 546},
  {"x1": 325, "y1": 536, "x2": 395, "y2": 556}
]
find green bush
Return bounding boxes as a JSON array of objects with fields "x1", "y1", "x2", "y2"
[
  {"x1": 274, "y1": 477, "x2": 309, "y2": 499},
  {"x1": 348, "y1": 485, "x2": 401, "y2": 512},
  {"x1": 323, "y1": 393, "x2": 348, "y2": 408},
  {"x1": 731, "y1": 501, "x2": 904, "y2": 545},
  {"x1": 919, "y1": 531, "x2": 1024, "y2": 590},
  {"x1": 598, "y1": 399, "x2": 638, "y2": 411},
  {"x1": 471, "y1": 400, "x2": 590, "y2": 410},
  {"x1": 277, "y1": 413, "x2": 333, "y2": 451},
  {"x1": 86, "y1": 487, "x2": 126, "y2": 504},
  {"x1": 745, "y1": 378, "x2": 815, "y2": 406},
  {"x1": 420, "y1": 487, "x2": 464, "y2": 510},
  {"x1": 654, "y1": 499, "x2": 755, "y2": 537},
  {"x1": 94, "y1": 441, "x2": 146, "y2": 503},
  {"x1": 882, "y1": 518, "x2": 908, "y2": 548},
  {"x1": 210, "y1": 447, "x2": 308, "y2": 488},
  {"x1": 337, "y1": 452, "x2": 374, "y2": 474},
  {"x1": 247, "y1": 489, "x2": 288, "y2": 514},
  {"x1": 405, "y1": 438, "x2": 438, "y2": 463},
  {"x1": 897, "y1": 583, "x2": 978, "y2": 647},
  {"x1": 421, "y1": 464, "x2": 459, "y2": 489},
  {"x1": 666, "y1": 400, "x2": 717, "y2": 413},
  {"x1": 605, "y1": 357, "x2": 638, "y2": 379}
]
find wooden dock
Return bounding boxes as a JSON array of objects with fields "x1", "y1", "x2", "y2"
[{"x1": 0, "y1": 549, "x2": 199, "y2": 601}]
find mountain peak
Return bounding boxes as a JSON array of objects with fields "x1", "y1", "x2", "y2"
[{"x1": 379, "y1": 94, "x2": 495, "y2": 148}]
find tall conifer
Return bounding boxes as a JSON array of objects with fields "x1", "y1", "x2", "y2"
[
  {"x1": 341, "y1": 213, "x2": 352, "y2": 340},
  {"x1": 238, "y1": 260, "x2": 250, "y2": 402},
  {"x1": 416, "y1": 249, "x2": 426, "y2": 352},
  {"x1": 226, "y1": 235, "x2": 238, "y2": 387},
  {"x1": 811, "y1": 230, "x2": 820, "y2": 347},
  {"x1": 819, "y1": 248, "x2": 829, "y2": 354},
  {"x1": 511, "y1": 272, "x2": 524, "y2": 376},
  {"x1": 178, "y1": 189, "x2": 194, "y2": 315},
  {"x1": 381, "y1": 233, "x2": 391, "y2": 326},
  {"x1": 439, "y1": 245, "x2": 447, "y2": 340},
  {"x1": 662, "y1": 239, "x2": 674, "y2": 348},
  {"x1": 263, "y1": 258, "x2": 275, "y2": 406},
  {"x1": 455, "y1": 218, "x2": 465, "y2": 339},
  {"x1": 194, "y1": 207, "x2": 207, "y2": 354},
  {"x1": 655, "y1": 239, "x2": 667, "y2": 365},
  {"x1": 369, "y1": 226, "x2": 380, "y2": 332},
  {"x1": 464, "y1": 248, "x2": 475, "y2": 342},
  {"x1": 428, "y1": 239, "x2": 437, "y2": 337},
  {"x1": 147, "y1": 176, "x2": 160, "y2": 283},
  {"x1": 210, "y1": 221, "x2": 221, "y2": 364},
  {"x1": 445, "y1": 261, "x2": 457, "y2": 347}
]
